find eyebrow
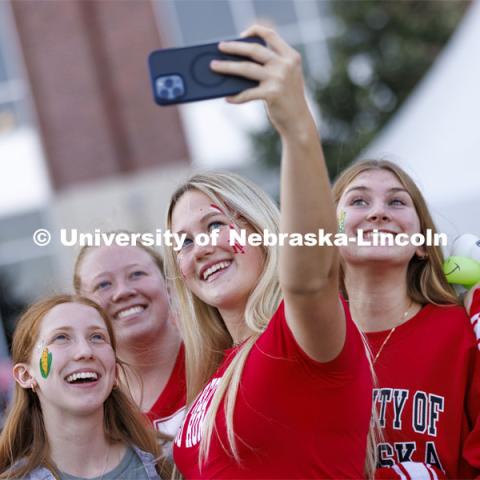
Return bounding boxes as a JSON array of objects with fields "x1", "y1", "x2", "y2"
[
  {"x1": 48, "y1": 326, "x2": 73, "y2": 334},
  {"x1": 47, "y1": 325, "x2": 108, "y2": 334},
  {"x1": 175, "y1": 210, "x2": 225, "y2": 234},
  {"x1": 91, "y1": 263, "x2": 146, "y2": 282},
  {"x1": 344, "y1": 186, "x2": 409, "y2": 195}
]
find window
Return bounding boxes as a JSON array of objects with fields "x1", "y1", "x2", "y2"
[
  {"x1": 0, "y1": 1, "x2": 28, "y2": 135},
  {"x1": 154, "y1": 0, "x2": 334, "y2": 80},
  {"x1": 151, "y1": 0, "x2": 334, "y2": 168},
  {"x1": 0, "y1": 2, "x2": 53, "y2": 309}
]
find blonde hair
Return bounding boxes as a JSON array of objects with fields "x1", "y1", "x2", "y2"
[
  {"x1": 0, "y1": 295, "x2": 170, "y2": 479},
  {"x1": 332, "y1": 159, "x2": 459, "y2": 306},
  {"x1": 165, "y1": 172, "x2": 281, "y2": 465},
  {"x1": 165, "y1": 171, "x2": 377, "y2": 476}
]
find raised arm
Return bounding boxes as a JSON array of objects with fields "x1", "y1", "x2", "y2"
[{"x1": 212, "y1": 25, "x2": 344, "y2": 361}]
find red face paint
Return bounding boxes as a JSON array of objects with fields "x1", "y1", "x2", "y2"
[
  {"x1": 229, "y1": 223, "x2": 245, "y2": 254},
  {"x1": 211, "y1": 203, "x2": 245, "y2": 254},
  {"x1": 210, "y1": 204, "x2": 224, "y2": 213}
]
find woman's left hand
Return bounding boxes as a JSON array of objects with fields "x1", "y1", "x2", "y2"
[{"x1": 210, "y1": 24, "x2": 310, "y2": 137}]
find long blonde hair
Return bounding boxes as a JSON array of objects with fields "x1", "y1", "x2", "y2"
[
  {"x1": 165, "y1": 172, "x2": 280, "y2": 465},
  {"x1": 165, "y1": 171, "x2": 377, "y2": 476},
  {"x1": 0, "y1": 295, "x2": 169, "y2": 479},
  {"x1": 332, "y1": 159, "x2": 458, "y2": 305}
]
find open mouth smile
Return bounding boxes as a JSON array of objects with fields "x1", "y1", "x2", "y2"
[
  {"x1": 362, "y1": 229, "x2": 399, "y2": 237},
  {"x1": 65, "y1": 371, "x2": 100, "y2": 385},
  {"x1": 201, "y1": 261, "x2": 232, "y2": 281},
  {"x1": 114, "y1": 305, "x2": 146, "y2": 320}
]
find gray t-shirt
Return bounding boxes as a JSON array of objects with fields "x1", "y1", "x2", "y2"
[{"x1": 60, "y1": 446, "x2": 150, "y2": 480}]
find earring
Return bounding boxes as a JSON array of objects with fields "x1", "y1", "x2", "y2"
[
  {"x1": 31, "y1": 381, "x2": 37, "y2": 394},
  {"x1": 113, "y1": 378, "x2": 119, "y2": 390}
]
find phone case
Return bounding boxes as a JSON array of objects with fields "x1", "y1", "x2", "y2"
[{"x1": 148, "y1": 36, "x2": 266, "y2": 106}]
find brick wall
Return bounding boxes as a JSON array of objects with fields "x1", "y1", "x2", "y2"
[{"x1": 10, "y1": 0, "x2": 190, "y2": 190}]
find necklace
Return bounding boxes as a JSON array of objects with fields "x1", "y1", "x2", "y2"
[
  {"x1": 232, "y1": 335, "x2": 251, "y2": 348},
  {"x1": 373, "y1": 302, "x2": 413, "y2": 365}
]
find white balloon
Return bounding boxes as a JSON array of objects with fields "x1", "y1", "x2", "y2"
[
  {"x1": 451, "y1": 233, "x2": 480, "y2": 257},
  {"x1": 470, "y1": 239, "x2": 480, "y2": 261}
]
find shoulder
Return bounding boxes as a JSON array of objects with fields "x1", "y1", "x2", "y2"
[
  {"x1": 4, "y1": 460, "x2": 54, "y2": 480},
  {"x1": 23, "y1": 467, "x2": 55, "y2": 480},
  {"x1": 147, "y1": 342, "x2": 186, "y2": 427},
  {"x1": 131, "y1": 444, "x2": 155, "y2": 462},
  {"x1": 255, "y1": 298, "x2": 367, "y2": 376},
  {"x1": 259, "y1": 297, "x2": 360, "y2": 347},
  {"x1": 423, "y1": 302, "x2": 469, "y2": 326},
  {"x1": 131, "y1": 445, "x2": 162, "y2": 480},
  {"x1": 422, "y1": 303, "x2": 478, "y2": 345}
]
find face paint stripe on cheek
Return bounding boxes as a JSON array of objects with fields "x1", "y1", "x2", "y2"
[
  {"x1": 229, "y1": 223, "x2": 246, "y2": 254},
  {"x1": 211, "y1": 202, "x2": 245, "y2": 253}
]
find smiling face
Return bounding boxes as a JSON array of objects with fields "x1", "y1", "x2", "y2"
[
  {"x1": 171, "y1": 189, "x2": 265, "y2": 314},
  {"x1": 77, "y1": 245, "x2": 170, "y2": 347},
  {"x1": 337, "y1": 169, "x2": 424, "y2": 266},
  {"x1": 25, "y1": 302, "x2": 116, "y2": 417}
]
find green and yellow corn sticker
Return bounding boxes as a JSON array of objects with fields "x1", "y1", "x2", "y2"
[
  {"x1": 40, "y1": 347, "x2": 52, "y2": 379},
  {"x1": 338, "y1": 210, "x2": 346, "y2": 234}
]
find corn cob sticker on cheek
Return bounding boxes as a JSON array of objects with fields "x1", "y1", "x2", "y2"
[
  {"x1": 338, "y1": 210, "x2": 346, "y2": 234},
  {"x1": 39, "y1": 347, "x2": 52, "y2": 379}
]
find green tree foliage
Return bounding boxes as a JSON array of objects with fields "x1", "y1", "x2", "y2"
[{"x1": 252, "y1": 0, "x2": 469, "y2": 181}]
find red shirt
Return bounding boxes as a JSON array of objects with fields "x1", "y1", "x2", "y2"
[
  {"x1": 367, "y1": 302, "x2": 480, "y2": 478},
  {"x1": 174, "y1": 301, "x2": 372, "y2": 479},
  {"x1": 146, "y1": 343, "x2": 186, "y2": 438}
]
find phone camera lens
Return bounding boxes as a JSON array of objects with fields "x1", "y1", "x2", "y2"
[{"x1": 155, "y1": 74, "x2": 185, "y2": 103}]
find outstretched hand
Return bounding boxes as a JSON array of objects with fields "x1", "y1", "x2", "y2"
[{"x1": 210, "y1": 24, "x2": 311, "y2": 137}]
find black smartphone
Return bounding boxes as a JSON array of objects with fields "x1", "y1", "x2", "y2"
[{"x1": 148, "y1": 36, "x2": 266, "y2": 106}]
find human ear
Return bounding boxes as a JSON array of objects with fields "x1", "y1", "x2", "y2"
[
  {"x1": 415, "y1": 246, "x2": 428, "y2": 260},
  {"x1": 13, "y1": 363, "x2": 36, "y2": 390},
  {"x1": 113, "y1": 362, "x2": 120, "y2": 389}
]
